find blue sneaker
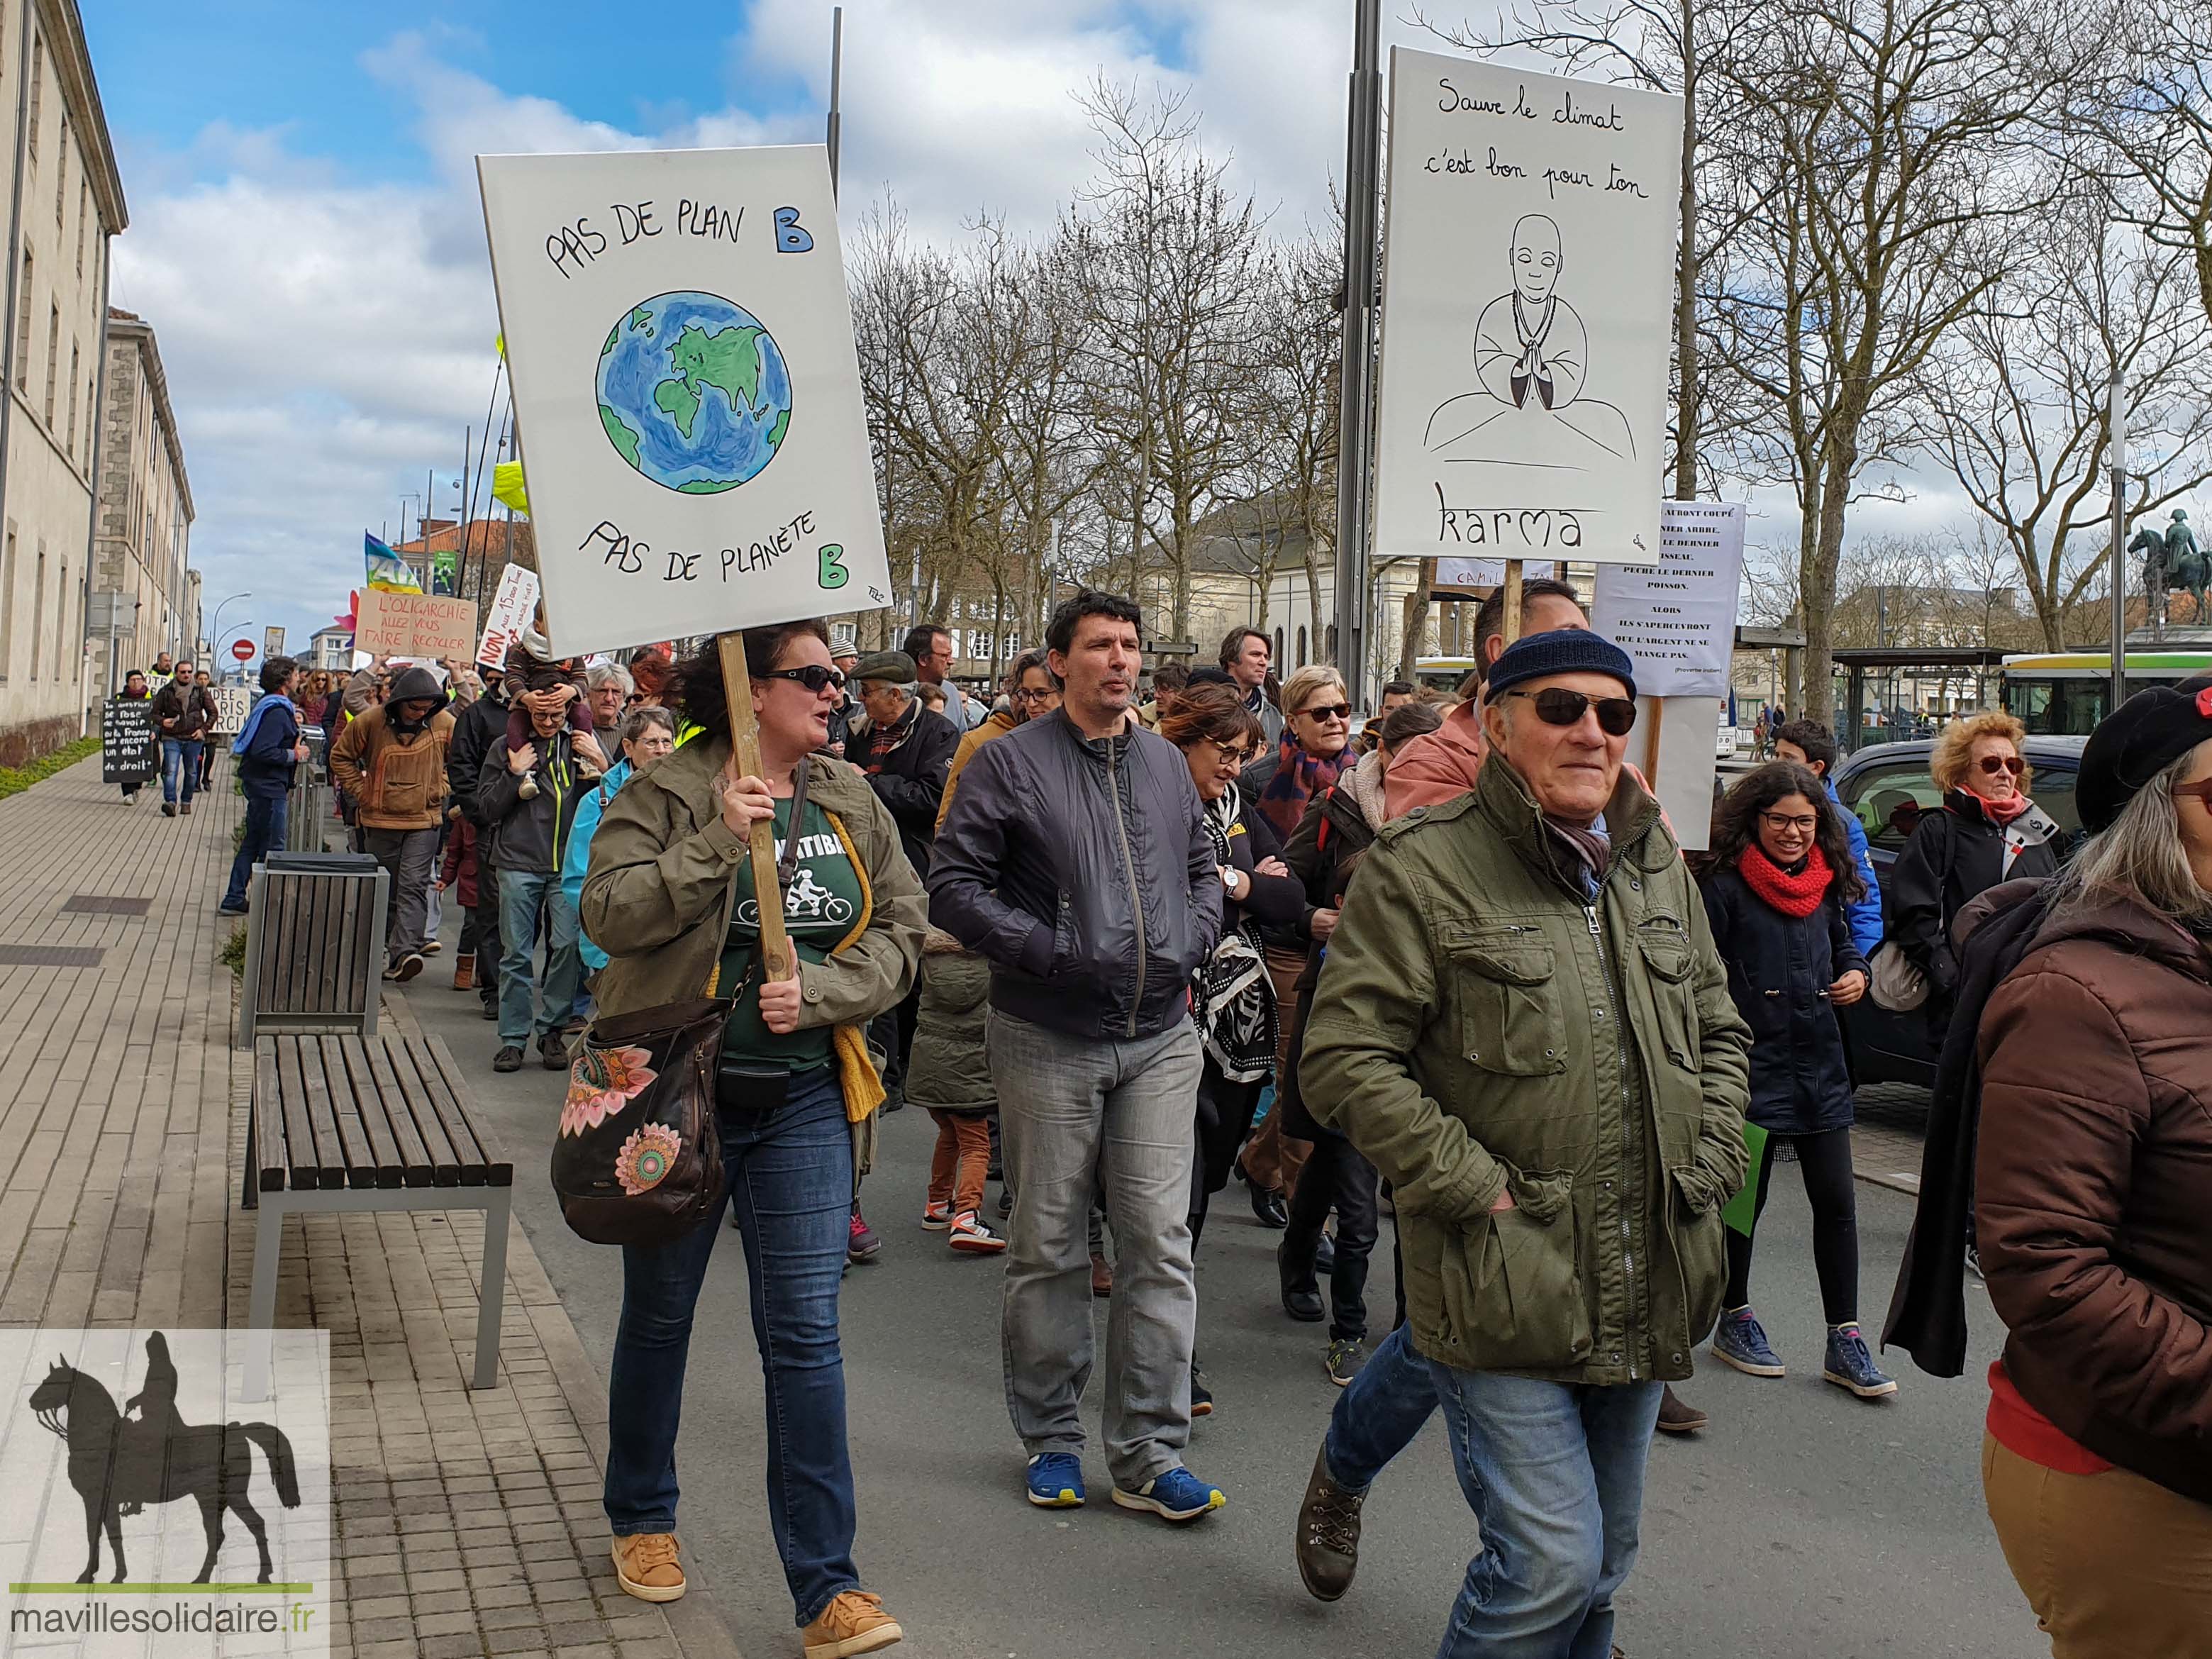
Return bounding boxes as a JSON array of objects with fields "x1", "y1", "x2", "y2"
[
  {"x1": 1823, "y1": 1324, "x2": 1898, "y2": 1399},
  {"x1": 1026, "y1": 1452, "x2": 1085, "y2": 1508},
  {"x1": 1111, "y1": 1467, "x2": 1226, "y2": 1523},
  {"x1": 1712, "y1": 1306, "x2": 1784, "y2": 1377}
]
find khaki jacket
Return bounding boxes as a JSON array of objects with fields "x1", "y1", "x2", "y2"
[
  {"x1": 1301, "y1": 750, "x2": 1751, "y2": 1385},
  {"x1": 328, "y1": 706, "x2": 455, "y2": 831},
  {"x1": 579, "y1": 737, "x2": 926, "y2": 1118}
]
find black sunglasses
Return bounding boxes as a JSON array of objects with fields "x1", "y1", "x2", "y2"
[
  {"x1": 1299, "y1": 702, "x2": 1353, "y2": 723},
  {"x1": 760, "y1": 665, "x2": 847, "y2": 694},
  {"x1": 1501, "y1": 687, "x2": 1638, "y2": 736}
]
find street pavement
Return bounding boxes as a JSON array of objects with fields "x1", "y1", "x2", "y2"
[{"x1": 411, "y1": 915, "x2": 2036, "y2": 1659}]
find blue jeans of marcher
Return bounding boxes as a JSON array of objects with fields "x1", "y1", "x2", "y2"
[
  {"x1": 1325, "y1": 1324, "x2": 1664, "y2": 1659},
  {"x1": 496, "y1": 867, "x2": 581, "y2": 1044},
  {"x1": 223, "y1": 793, "x2": 289, "y2": 908},
  {"x1": 160, "y1": 738, "x2": 204, "y2": 805},
  {"x1": 604, "y1": 1068, "x2": 860, "y2": 1627}
]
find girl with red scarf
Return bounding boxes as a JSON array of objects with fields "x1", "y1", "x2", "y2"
[{"x1": 1699, "y1": 762, "x2": 1896, "y2": 1399}]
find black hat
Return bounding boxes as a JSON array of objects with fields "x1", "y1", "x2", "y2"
[
  {"x1": 2078, "y1": 675, "x2": 2212, "y2": 833},
  {"x1": 1484, "y1": 628, "x2": 1638, "y2": 704}
]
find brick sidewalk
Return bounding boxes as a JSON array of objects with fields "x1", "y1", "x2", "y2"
[{"x1": 0, "y1": 755, "x2": 743, "y2": 1659}]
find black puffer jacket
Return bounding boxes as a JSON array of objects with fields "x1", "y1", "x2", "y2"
[
  {"x1": 1889, "y1": 790, "x2": 2062, "y2": 997},
  {"x1": 448, "y1": 684, "x2": 511, "y2": 829},
  {"x1": 928, "y1": 709, "x2": 1222, "y2": 1041},
  {"x1": 855, "y1": 699, "x2": 960, "y2": 879},
  {"x1": 1700, "y1": 861, "x2": 1869, "y2": 1135}
]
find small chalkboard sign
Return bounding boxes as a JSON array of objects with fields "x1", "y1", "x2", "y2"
[{"x1": 101, "y1": 698, "x2": 157, "y2": 786}]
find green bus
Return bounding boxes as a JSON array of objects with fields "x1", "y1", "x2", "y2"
[{"x1": 2001, "y1": 650, "x2": 2212, "y2": 736}]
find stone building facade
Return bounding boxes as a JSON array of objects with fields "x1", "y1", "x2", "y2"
[
  {"x1": 0, "y1": 0, "x2": 127, "y2": 763},
  {"x1": 89, "y1": 306, "x2": 191, "y2": 698}
]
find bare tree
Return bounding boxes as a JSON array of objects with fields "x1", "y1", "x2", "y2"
[
  {"x1": 2086, "y1": 1, "x2": 2212, "y2": 330},
  {"x1": 1701, "y1": 0, "x2": 2108, "y2": 723},
  {"x1": 1921, "y1": 192, "x2": 2212, "y2": 647}
]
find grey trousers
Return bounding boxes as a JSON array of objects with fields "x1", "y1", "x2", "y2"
[
  {"x1": 988, "y1": 1009, "x2": 1202, "y2": 1488},
  {"x1": 362, "y1": 826, "x2": 440, "y2": 960}
]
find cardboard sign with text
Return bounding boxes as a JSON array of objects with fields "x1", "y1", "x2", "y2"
[
  {"x1": 477, "y1": 563, "x2": 541, "y2": 670},
  {"x1": 478, "y1": 145, "x2": 890, "y2": 653},
  {"x1": 100, "y1": 699, "x2": 156, "y2": 785},
  {"x1": 355, "y1": 589, "x2": 477, "y2": 660},
  {"x1": 1591, "y1": 502, "x2": 1746, "y2": 697}
]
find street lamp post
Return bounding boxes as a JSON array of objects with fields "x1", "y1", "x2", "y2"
[{"x1": 209, "y1": 592, "x2": 252, "y2": 664}]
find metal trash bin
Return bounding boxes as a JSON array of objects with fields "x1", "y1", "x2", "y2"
[{"x1": 287, "y1": 723, "x2": 328, "y2": 851}]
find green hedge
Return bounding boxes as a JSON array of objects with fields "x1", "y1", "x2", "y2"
[{"x1": 0, "y1": 736, "x2": 100, "y2": 804}]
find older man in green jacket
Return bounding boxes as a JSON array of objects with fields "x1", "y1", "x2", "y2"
[{"x1": 1290, "y1": 629, "x2": 1750, "y2": 1657}]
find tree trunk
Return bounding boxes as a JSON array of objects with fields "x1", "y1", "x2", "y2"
[
  {"x1": 1397, "y1": 557, "x2": 1438, "y2": 680},
  {"x1": 1672, "y1": 34, "x2": 1700, "y2": 503}
]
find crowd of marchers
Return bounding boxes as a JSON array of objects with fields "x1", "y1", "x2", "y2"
[{"x1": 195, "y1": 583, "x2": 2209, "y2": 1659}]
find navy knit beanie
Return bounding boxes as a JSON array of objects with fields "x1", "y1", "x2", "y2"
[{"x1": 1484, "y1": 628, "x2": 1638, "y2": 704}]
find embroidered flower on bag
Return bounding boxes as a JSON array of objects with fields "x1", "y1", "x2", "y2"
[
  {"x1": 613, "y1": 1123, "x2": 682, "y2": 1196},
  {"x1": 560, "y1": 1044, "x2": 658, "y2": 1138}
]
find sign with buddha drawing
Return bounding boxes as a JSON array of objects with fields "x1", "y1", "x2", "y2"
[{"x1": 1372, "y1": 50, "x2": 1684, "y2": 565}]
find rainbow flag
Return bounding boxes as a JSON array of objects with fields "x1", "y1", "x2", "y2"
[{"x1": 365, "y1": 533, "x2": 421, "y2": 594}]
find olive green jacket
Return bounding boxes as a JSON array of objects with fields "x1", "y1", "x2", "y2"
[
  {"x1": 579, "y1": 736, "x2": 926, "y2": 1056},
  {"x1": 1301, "y1": 751, "x2": 1751, "y2": 1385}
]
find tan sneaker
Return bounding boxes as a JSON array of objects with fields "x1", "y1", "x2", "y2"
[
  {"x1": 801, "y1": 1589, "x2": 904, "y2": 1657},
  {"x1": 611, "y1": 1532, "x2": 686, "y2": 1602}
]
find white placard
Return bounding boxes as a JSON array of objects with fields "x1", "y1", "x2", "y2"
[
  {"x1": 1591, "y1": 502, "x2": 1745, "y2": 697},
  {"x1": 1640, "y1": 695, "x2": 1723, "y2": 853},
  {"x1": 478, "y1": 145, "x2": 890, "y2": 655},
  {"x1": 477, "y1": 562, "x2": 542, "y2": 670},
  {"x1": 1374, "y1": 50, "x2": 1684, "y2": 565},
  {"x1": 1435, "y1": 557, "x2": 1507, "y2": 587}
]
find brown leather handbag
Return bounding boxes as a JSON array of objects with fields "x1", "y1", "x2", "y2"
[{"x1": 551, "y1": 995, "x2": 731, "y2": 1246}]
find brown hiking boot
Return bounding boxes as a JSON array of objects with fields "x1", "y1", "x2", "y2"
[
  {"x1": 450, "y1": 953, "x2": 474, "y2": 992},
  {"x1": 1294, "y1": 1443, "x2": 1365, "y2": 1602},
  {"x1": 611, "y1": 1532, "x2": 686, "y2": 1602},
  {"x1": 801, "y1": 1589, "x2": 904, "y2": 1657},
  {"x1": 1090, "y1": 1251, "x2": 1113, "y2": 1298},
  {"x1": 1654, "y1": 1385, "x2": 1708, "y2": 1435}
]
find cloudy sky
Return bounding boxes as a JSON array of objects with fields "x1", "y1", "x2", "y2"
[{"x1": 86, "y1": 0, "x2": 1969, "y2": 662}]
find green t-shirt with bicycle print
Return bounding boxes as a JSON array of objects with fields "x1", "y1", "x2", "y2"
[{"x1": 718, "y1": 796, "x2": 865, "y2": 1072}]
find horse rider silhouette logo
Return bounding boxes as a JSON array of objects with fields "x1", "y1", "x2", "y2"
[{"x1": 27, "y1": 1333, "x2": 302, "y2": 1585}]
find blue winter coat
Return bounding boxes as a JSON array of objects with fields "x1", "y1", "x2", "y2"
[
  {"x1": 562, "y1": 757, "x2": 633, "y2": 974},
  {"x1": 1700, "y1": 861, "x2": 1869, "y2": 1135},
  {"x1": 1827, "y1": 778, "x2": 1884, "y2": 958}
]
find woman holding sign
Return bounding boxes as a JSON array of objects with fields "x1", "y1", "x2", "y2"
[{"x1": 580, "y1": 620, "x2": 924, "y2": 1655}]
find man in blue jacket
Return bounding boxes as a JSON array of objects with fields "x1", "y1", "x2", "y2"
[
  {"x1": 219, "y1": 656, "x2": 308, "y2": 916},
  {"x1": 929, "y1": 589, "x2": 1226, "y2": 1525},
  {"x1": 1772, "y1": 719, "x2": 1884, "y2": 958}
]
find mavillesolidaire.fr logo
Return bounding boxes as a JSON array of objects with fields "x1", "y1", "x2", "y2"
[{"x1": 2, "y1": 1329, "x2": 329, "y2": 1656}]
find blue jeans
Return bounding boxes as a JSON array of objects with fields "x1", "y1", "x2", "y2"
[
  {"x1": 604, "y1": 1069, "x2": 860, "y2": 1627},
  {"x1": 223, "y1": 792, "x2": 290, "y2": 908},
  {"x1": 1325, "y1": 1326, "x2": 1663, "y2": 1659},
  {"x1": 160, "y1": 738, "x2": 204, "y2": 805},
  {"x1": 496, "y1": 867, "x2": 581, "y2": 1044}
]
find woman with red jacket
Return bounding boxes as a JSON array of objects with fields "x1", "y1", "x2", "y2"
[{"x1": 1975, "y1": 681, "x2": 2212, "y2": 1657}]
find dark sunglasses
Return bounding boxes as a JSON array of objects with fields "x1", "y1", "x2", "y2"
[
  {"x1": 1977, "y1": 754, "x2": 2024, "y2": 777},
  {"x1": 2173, "y1": 778, "x2": 2212, "y2": 810},
  {"x1": 1300, "y1": 702, "x2": 1353, "y2": 723},
  {"x1": 1501, "y1": 687, "x2": 1638, "y2": 736},
  {"x1": 760, "y1": 665, "x2": 847, "y2": 694}
]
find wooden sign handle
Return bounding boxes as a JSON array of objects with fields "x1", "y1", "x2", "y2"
[
  {"x1": 717, "y1": 633, "x2": 796, "y2": 982},
  {"x1": 1500, "y1": 560, "x2": 1525, "y2": 646}
]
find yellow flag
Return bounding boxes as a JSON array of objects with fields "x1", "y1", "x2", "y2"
[{"x1": 492, "y1": 461, "x2": 528, "y2": 515}]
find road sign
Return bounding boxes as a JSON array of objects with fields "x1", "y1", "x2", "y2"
[
  {"x1": 231, "y1": 638, "x2": 256, "y2": 662},
  {"x1": 263, "y1": 625, "x2": 287, "y2": 658}
]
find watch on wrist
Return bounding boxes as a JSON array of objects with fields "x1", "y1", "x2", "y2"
[{"x1": 1221, "y1": 867, "x2": 1238, "y2": 894}]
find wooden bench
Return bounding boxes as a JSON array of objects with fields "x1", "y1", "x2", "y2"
[
  {"x1": 244, "y1": 1031, "x2": 513, "y2": 1395},
  {"x1": 236, "y1": 853, "x2": 387, "y2": 1048}
]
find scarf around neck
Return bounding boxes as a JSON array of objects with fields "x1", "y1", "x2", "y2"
[
  {"x1": 1972, "y1": 789, "x2": 2033, "y2": 826},
  {"x1": 1190, "y1": 789, "x2": 1277, "y2": 1081},
  {"x1": 1740, "y1": 842, "x2": 1831, "y2": 918},
  {"x1": 1257, "y1": 735, "x2": 1350, "y2": 841}
]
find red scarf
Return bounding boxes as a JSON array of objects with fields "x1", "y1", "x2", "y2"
[
  {"x1": 1972, "y1": 789, "x2": 2032, "y2": 826},
  {"x1": 1739, "y1": 842, "x2": 1830, "y2": 919}
]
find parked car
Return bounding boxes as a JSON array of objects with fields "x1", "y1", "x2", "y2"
[{"x1": 1827, "y1": 735, "x2": 2086, "y2": 1088}]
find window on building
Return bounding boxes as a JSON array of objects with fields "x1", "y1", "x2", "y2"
[
  {"x1": 30, "y1": 548, "x2": 45, "y2": 679},
  {"x1": 0, "y1": 528, "x2": 14, "y2": 682},
  {"x1": 1296, "y1": 625, "x2": 1308, "y2": 667},
  {"x1": 43, "y1": 302, "x2": 58, "y2": 425},
  {"x1": 27, "y1": 35, "x2": 42, "y2": 163},
  {"x1": 65, "y1": 340, "x2": 77, "y2": 457},
  {"x1": 55, "y1": 118, "x2": 65, "y2": 226},
  {"x1": 75, "y1": 179, "x2": 84, "y2": 273},
  {"x1": 1274, "y1": 626, "x2": 1285, "y2": 665},
  {"x1": 14, "y1": 248, "x2": 30, "y2": 392},
  {"x1": 55, "y1": 558, "x2": 65, "y2": 677}
]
